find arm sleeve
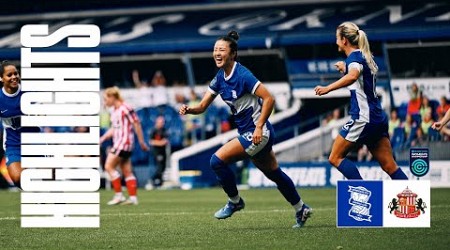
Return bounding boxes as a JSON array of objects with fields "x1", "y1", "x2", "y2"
[
  {"x1": 242, "y1": 69, "x2": 260, "y2": 94},
  {"x1": 207, "y1": 76, "x2": 219, "y2": 96},
  {"x1": 348, "y1": 62, "x2": 363, "y2": 73}
]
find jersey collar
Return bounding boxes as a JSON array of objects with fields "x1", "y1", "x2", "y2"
[
  {"x1": 2, "y1": 84, "x2": 20, "y2": 97},
  {"x1": 223, "y1": 62, "x2": 237, "y2": 81}
]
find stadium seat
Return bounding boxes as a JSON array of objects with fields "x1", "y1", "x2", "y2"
[
  {"x1": 411, "y1": 114, "x2": 422, "y2": 125},
  {"x1": 396, "y1": 103, "x2": 408, "y2": 121},
  {"x1": 391, "y1": 127, "x2": 405, "y2": 150},
  {"x1": 428, "y1": 127, "x2": 442, "y2": 142}
]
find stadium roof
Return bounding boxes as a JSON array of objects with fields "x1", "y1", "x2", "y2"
[{"x1": 1, "y1": 1, "x2": 449, "y2": 58}]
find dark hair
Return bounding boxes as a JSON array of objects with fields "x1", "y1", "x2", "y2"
[
  {"x1": 0, "y1": 60, "x2": 16, "y2": 77},
  {"x1": 217, "y1": 30, "x2": 239, "y2": 60}
]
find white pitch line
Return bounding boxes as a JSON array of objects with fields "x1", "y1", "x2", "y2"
[
  {"x1": 100, "y1": 207, "x2": 336, "y2": 217},
  {"x1": 1, "y1": 204, "x2": 449, "y2": 220},
  {"x1": 0, "y1": 217, "x2": 16, "y2": 221}
]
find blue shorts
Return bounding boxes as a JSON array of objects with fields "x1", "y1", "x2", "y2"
[
  {"x1": 5, "y1": 147, "x2": 21, "y2": 166},
  {"x1": 237, "y1": 125, "x2": 275, "y2": 158},
  {"x1": 339, "y1": 118, "x2": 389, "y2": 147}
]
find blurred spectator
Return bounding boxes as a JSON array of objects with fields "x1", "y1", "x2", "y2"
[
  {"x1": 100, "y1": 108, "x2": 111, "y2": 129},
  {"x1": 325, "y1": 108, "x2": 341, "y2": 139},
  {"x1": 322, "y1": 108, "x2": 341, "y2": 156},
  {"x1": 132, "y1": 69, "x2": 153, "y2": 108},
  {"x1": 147, "y1": 116, "x2": 169, "y2": 189},
  {"x1": 185, "y1": 89, "x2": 204, "y2": 145},
  {"x1": 436, "y1": 96, "x2": 450, "y2": 118},
  {"x1": 407, "y1": 82, "x2": 422, "y2": 115},
  {"x1": 416, "y1": 110, "x2": 434, "y2": 144},
  {"x1": 388, "y1": 109, "x2": 401, "y2": 137},
  {"x1": 419, "y1": 96, "x2": 433, "y2": 121},
  {"x1": 357, "y1": 145, "x2": 372, "y2": 162},
  {"x1": 151, "y1": 70, "x2": 169, "y2": 108},
  {"x1": 403, "y1": 114, "x2": 418, "y2": 146}
]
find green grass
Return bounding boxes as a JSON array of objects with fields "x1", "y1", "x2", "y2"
[{"x1": 0, "y1": 188, "x2": 449, "y2": 250}]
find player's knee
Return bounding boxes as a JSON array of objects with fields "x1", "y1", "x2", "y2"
[
  {"x1": 104, "y1": 162, "x2": 115, "y2": 172},
  {"x1": 328, "y1": 155, "x2": 340, "y2": 167},
  {"x1": 210, "y1": 154, "x2": 225, "y2": 170},
  {"x1": 10, "y1": 172, "x2": 20, "y2": 183}
]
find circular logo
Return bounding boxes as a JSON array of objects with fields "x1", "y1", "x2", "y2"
[{"x1": 410, "y1": 159, "x2": 429, "y2": 177}]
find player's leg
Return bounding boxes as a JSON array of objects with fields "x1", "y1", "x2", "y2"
[
  {"x1": 329, "y1": 134, "x2": 362, "y2": 179},
  {"x1": 105, "y1": 151, "x2": 125, "y2": 205},
  {"x1": 251, "y1": 150, "x2": 312, "y2": 228},
  {"x1": 7, "y1": 162, "x2": 22, "y2": 188},
  {"x1": 212, "y1": 138, "x2": 248, "y2": 219},
  {"x1": 368, "y1": 137, "x2": 408, "y2": 179},
  {"x1": 154, "y1": 152, "x2": 166, "y2": 187},
  {"x1": 120, "y1": 156, "x2": 138, "y2": 205},
  {"x1": 5, "y1": 149, "x2": 22, "y2": 188}
]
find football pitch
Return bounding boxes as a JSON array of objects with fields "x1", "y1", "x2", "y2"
[{"x1": 0, "y1": 188, "x2": 449, "y2": 249}]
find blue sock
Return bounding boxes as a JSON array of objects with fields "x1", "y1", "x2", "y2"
[
  {"x1": 390, "y1": 168, "x2": 408, "y2": 180},
  {"x1": 264, "y1": 168, "x2": 300, "y2": 205},
  {"x1": 210, "y1": 154, "x2": 238, "y2": 198},
  {"x1": 337, "y1": 158, "x2": 362, "y2": 179}
]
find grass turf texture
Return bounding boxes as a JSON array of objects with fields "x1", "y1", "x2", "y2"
[{"x1": 0, "y1": 188, "x2": 449, "y2": 249}]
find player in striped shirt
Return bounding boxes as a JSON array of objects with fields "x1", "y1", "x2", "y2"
[
  {"x1": 314, "y1": 22, "x2": 408, "y2": 180},
  {"x1": 100, "y1": 87, "x2": 149, "y2": 205}
]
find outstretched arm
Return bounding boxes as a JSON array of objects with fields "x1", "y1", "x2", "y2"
[
  {"x1": 179, "y1": 91, "x2": 216, "y2": 115},
  {"x1": 432, "y1": 108, "x2": 450, "y2": 131},
  {"x1": 314, "y1": 68, "x2": 360, "y2": 96}
]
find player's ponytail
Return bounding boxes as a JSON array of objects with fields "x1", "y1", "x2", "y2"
[
  {"x1": 357, "y1": 30, "x2": 378, "y2": 75},
  {"x1": 104, "y1": 86, "x2": 124, "y2": 102},
  {"x1": 337, "y1": 22, "x2": 378, "y2": 75}
]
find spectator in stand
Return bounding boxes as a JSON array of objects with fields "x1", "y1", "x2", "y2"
[
  {"x1": 403, "y1": 113, "x2": 418, "y2": 146},
  {"x1": 416, "y1": 110, "x2": 434, "y2": 144},
  {"x1": 132, "y1": 69, "x2": 153, "y2": 108},
  {"x1": 327, "y1": 108, "x2": 341, "y2": 141},
  {"x1": 388, "y1": 109, "x2": 401, "y2": 138},
  {"x1": 407, "y1": 82, "x2": 422, "y2": 116},
  {"x1": 151, "y1": 70, "x2": 169, "y2": 108},
  {"x1": 419, "y1": 96, "x2": 433, "y2": 121},
  {"x1": 436, "y1": 96, "x2": 450, "y2": 118},
  {"x1": 185, "y1": 89, "x2": 204, "y2": 145},
  {"x1": 148, "y1": 116, "x2": 169, "y2": 189}
]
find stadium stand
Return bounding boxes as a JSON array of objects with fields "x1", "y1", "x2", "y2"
[{"x1": 0, "y1": 0, "x2": 449, "y2": 189}]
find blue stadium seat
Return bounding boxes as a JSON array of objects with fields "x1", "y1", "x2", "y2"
[
  {"x1": 428, "y1": 127, "x2": 441, "y2": 142},
  {"x1": 205, "y1": 105, "x2": 219, "y2": 137},
  {"x1": 391, "y1": 127, "x2": 405, "y2": 150},
  {"x1": 429, "y1": 99, "x2": 440, "y2": 121},
  {"x1": 411, "y1": 114, "x2": 422, "y2": 125},
  {"x1": 405, "y1": 126, "x2": 418, "y2": 147},
  {"x1": 397, "y1": 103, "x2": 408, "y2": 121}
]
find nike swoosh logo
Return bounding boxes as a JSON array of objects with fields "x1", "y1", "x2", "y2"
[{"x1": 0, "y1": 110, "x2": 7, "y2": 113}]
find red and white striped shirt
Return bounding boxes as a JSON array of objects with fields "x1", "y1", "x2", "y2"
[{"x1": 111, "y1": 102, "x2": 139, "y2": 152}]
